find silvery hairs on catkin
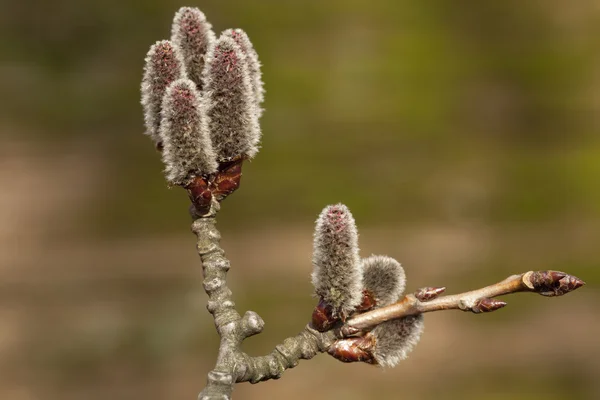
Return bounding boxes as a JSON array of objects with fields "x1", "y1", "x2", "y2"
[
  {"x1": 371, "y1": 315, "x2": 424, "y2": 368},
  {"x1": 311, "y1": 204, "x2": 363, "y2": 317},
  {"x1": 200, "y1": 36, "x2": 261, "y2": 162},
  {"x1": 221, "y1": 28, "x2": 265, "y2": 117},
  {"x1": 362, "y1": 255, "x2": 406, "y2": 307},
  {"x1": 362, "y1": 255, "x2": 424, "y2": 368},
  {"x1": 171, "y1": 7, "x2": 216, "y2": 90},
  {"x1": 140, "y1": 40, "x2": 187, "y2": 146},
  {"x1": 159, "y1": 78, "x2": 218, "y2": 186}
]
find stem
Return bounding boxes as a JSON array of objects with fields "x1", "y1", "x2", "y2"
[{"x1": 342, "y1": 270, "x2": 585, "y2": 334}]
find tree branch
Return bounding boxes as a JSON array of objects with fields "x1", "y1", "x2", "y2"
[
  {"x1": 341, "y1": 270, "x2": 585, "y2": 335},
  {"x1": 193, "y1": 201, "x2": 336, "y2": 399},
  {"x1": 193, "y1": 201, "x2": 585, "y2": 398}
]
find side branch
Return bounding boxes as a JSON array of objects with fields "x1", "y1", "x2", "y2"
[
  {"x1": 239, "y1": 326, "x2": 336, "y2": 384},
  {"x1": 342, "y1": 270, "x2": 585, "y2": 335}
]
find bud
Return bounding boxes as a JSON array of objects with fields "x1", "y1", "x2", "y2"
[
  {"x1": 159, "y1": 79, "x2": 218, "y2": 186},
  {"x1": 370, "y1": 315, "x2": 424, "y2": 368},
  {"x1": 171, "y1": 7, "x2": 216, "y2": 89},
  {"x1": 471, "y1": 298, "x2": 507, "y2": 313},
  {"x1": 414, "y1": 286, "x2": 446, "y2": 302},
  {"x1": 311, "y1": 204, "x2": 362, "y2": 319},
  {"x1": 141, "y1": 40, "x2": 186, "y2": 145},
  {"x1": 311, "y1": 298, "x2": 336, "y2": 332},
  {"x1": 201, "y1": 36, "x2": 261, "y2": 162},
  {"x1": 362, "y1": 255, "x2": 406, "y2": 307},
  {"x1": 222, "y1": 29, "x2": 265, "y2": 115},
  {"x1": 328, "y1": 335, "x2": 375, "y2": 364},
  {"x1": 524, "y1": 270, "x2": 585, "y2": 297}
]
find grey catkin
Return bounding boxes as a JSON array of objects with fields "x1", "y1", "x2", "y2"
[
  {"x1": 141, "y1": 40, "x2": 187, "y2": 145},
  {"x1": 200, "y1": 36, "x2": 261, "y2": 161},
  {"x1": 221, "y1": 29, "x2": 265, "y2": 116},
  {"x1": 159, "y1": 79, "x2": 218, "y2": 186},
  {"x1": 364, "y1": 256, "x2": 424, "y2": 368},
  {"x1": 171, "y1": 7, "x2": 216, "y2": 89},
  {"x1": 371, "y1": 315, "x2": 424, "y2": 368},
  {"x1": 311, "y1": 204, "x2": 363, "y2": 318},
  {"x1": 362, "y1": 255, "x2": 406, "y2": 307}
]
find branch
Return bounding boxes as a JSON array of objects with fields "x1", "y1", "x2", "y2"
[
  {"x1": 192, "y1": 201, "x2": 336, "y2": 399},
  {"x1": 193, "y1": 200, "x2": 585, "y2": 398},
  {"x1": 341, "y1": 270, "x2": 585, "y2": 335},
  {"x1": 193, "y1": 201, "x2": 586, "y2": 397}
]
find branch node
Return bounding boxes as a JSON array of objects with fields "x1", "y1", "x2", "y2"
[
  {"x1": 206, "y1": 259, "x2": 230, "y2": 272},
  {"x1": 198, "y1": 371, "x2": 234, "y2": 400},
  {"x1": 203, "y1": 277, "x2": 225, "y2": 292},
  {"x1": 275, "y1": 344, "x2": 299, "y2": 368},
  {"x1": 207, "y1": 371, "x2": 233, "y2": 385},
  {"x1": 241, "y1": 311, "x2": 265, "y2": 338},
  {"x1": 458, "y1": 298, "x2": 473, "y2": 311}
]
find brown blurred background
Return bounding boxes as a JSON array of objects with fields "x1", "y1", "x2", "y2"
[{"x1": 1, "y1": 1, "x2": 599, "y2": 399}]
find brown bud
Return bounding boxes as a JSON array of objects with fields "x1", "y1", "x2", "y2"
[
  {"x1": 414, "y1": 287, "x2": 446, "y2": 302},
  {"x1": 526, "y1": 270, "x2": 585, "y2": 297},
  {"x1": 186, "y1": 176, "x2": 212, "y2": 215},
  {"x1": 211, "y1": 158, "x2": 243, "y2": 201},
  {"x1": 355, "y1": 290, "x2": 377, "y2": 313},
  {"x1": 328, "y1": 335, "x2": 376, "y2": 364},
  {"x1": 340, "y1": 325, "x2": 360, "y2": 337},
  {"x1": 471, "y1": 298, "x2": 507, "y2": 313},
  {"x1": 311, "y1": 298, "x2": 338, "y2": 332}
]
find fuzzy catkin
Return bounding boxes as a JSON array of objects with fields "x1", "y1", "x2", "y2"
[
  {"x1": 311, "y1": 204, "x2": 363, "y2": 317},
  {"x1": 159, "y1": 79, "x2": 218, "y2": 185},
  {"x1": 362, "y1": 255, "x2": 406, "y2": 306},
  {"x1": 202, "y1": 36, "x2": 260, "y2": 162},
  {"x1": 200, "y1": 36, "x2": 261, "y2": 162},
  {"x1": 141, "y1": 40, "x2": 186, "y2": 145},
  {"x1": 221, "y1": 29, "x2": 265, "y2": 116},
  {"x1": 371, "y1": 315, "x2": 424, "y2": 368},
  {"x1": 171, "y1": 7, "x2": 216, "y2": 89}
]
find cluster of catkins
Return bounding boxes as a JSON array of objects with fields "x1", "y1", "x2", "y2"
[
  {"x1": 141, "y1": 7, "x2": 264, "y2": 211},
  {"x1": 141, "y1": 7, "x2": 421, "y2": 368},
  {"x1": 311, "y1": 204, "x2": 424, "y2": 367}
]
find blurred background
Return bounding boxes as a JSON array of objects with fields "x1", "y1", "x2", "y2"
[{"x1": 1, "y1": 0, "x2": 599, "y2": 399}]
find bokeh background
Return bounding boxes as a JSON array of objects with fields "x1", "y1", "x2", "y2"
[{"x1": 1, "y1": 1, "x2": 599, "y2": 399}]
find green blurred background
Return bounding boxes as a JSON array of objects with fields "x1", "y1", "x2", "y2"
[{"x1": 1, "y1": 1, "x2": 599, "y2": 399}]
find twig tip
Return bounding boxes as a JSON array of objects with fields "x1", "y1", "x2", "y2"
[{"x1": 525, "y1": 270, "x2": 586, "y2": 297}]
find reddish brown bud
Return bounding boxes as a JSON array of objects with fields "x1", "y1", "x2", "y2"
[
  {"x1": 185, "y1": 157, "x2": 245, "y2": 215},
  {"x1": 414, "y1": 287, "x2": 446, "y2": 302},
  {"x1": 355, "y1": 290, "x2": 377, "y2": 313},
  {"x1": 328, "y1": 335, "x2": 376, "y2": 364},
  {"x1": 471, "y1": 298, "x2": 507, "y2": 313},
  {"x1": 526, "y1": 270, "x2": 585, "y2": 297},
  {"x1": 340, "y1": 325, "x2": 360, "y2": 337},
  {"x1": 311, "y1": 298, "x2": 338, "y2": 332},
  {"x1": 186, "y1": 176, "x2": 212, "y2": 215},
  {"x1": 211, "y1": 158, "x2": 243, "y2": 201}
]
